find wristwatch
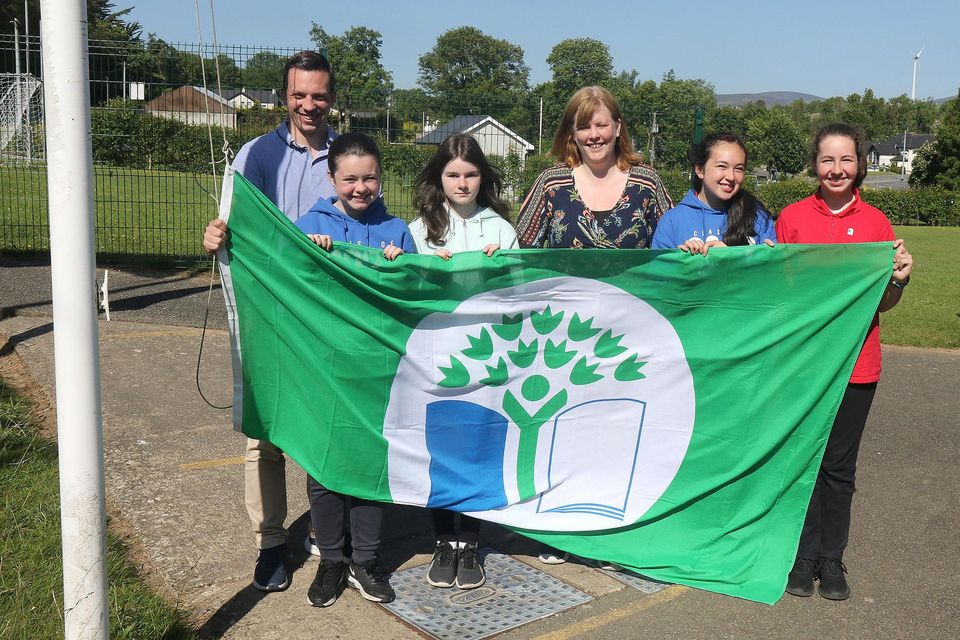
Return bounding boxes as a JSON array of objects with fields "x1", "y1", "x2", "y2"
[{"x1": 890, "y1": 275, "x2": 910, "y2": 289}]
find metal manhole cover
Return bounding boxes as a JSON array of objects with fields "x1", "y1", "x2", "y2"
[{"x1": 382, "y1": 548, "x2": 592, "y2": 640}]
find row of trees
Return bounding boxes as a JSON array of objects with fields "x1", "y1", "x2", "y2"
[
  {"x1": 3, "y1": 3, "x2": 956, "y2": 181},
  {"x1": 309, "y1": 25, "x2": 950, "y2": 175}
]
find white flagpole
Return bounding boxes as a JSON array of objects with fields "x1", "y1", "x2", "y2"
[{"x1": 40, "y1": 1, "x2": 110, "y2": 637}]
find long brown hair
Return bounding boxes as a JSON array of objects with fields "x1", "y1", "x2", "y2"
[
  {"x1": 689, "y1": 132, "x2": 768, "y2": 246},
  {"x1": 550, "y1": 86, "x2": 643, "y2": 171},
  {"x1": 413, "y1": 134, "x2": 511, "y2": 246}
]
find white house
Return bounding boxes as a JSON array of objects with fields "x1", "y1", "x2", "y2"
[
  {"x1": 144, "y1": 86, "x2": 237, "y2": 129},
  {"x1": 865, "y1": 133, "x2": 934, "y2": 172},
  {"x1": 416, "y1": 115, "x2": 534, "y2": 167},
  {"x1": 225, "y1": 88, "x2": 281, "y2": 110}
]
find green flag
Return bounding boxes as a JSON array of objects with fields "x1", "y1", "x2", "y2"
[{"x1": 218, "y1": 171, "x2": 893, "y2": 604}]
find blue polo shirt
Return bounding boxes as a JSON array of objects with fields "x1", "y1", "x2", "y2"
[{"x1": 231, "y1": 122, "x2": 338, "y2": 221}]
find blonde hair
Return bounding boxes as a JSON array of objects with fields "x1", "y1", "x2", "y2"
[{"x1": 550, "y1": 86, "x2": 643, "y2": 171}]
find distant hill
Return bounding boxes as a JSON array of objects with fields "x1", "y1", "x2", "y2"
[
  {"x1": 716, "y1": 91, "x2": 824, "y2": 106},
  {"x1": 933, "y1": 95, "x2": 956, "y2": 105}
]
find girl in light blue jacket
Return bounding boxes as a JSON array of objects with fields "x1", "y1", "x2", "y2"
[{"x1": 409, "y1": 133, "x2": 517, "y2": 591}]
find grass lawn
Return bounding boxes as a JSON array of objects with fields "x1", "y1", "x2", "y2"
[
  {"x1": 0, "y1": 165, "x2": 418, "y2": 257},
  {"x1": 0, "y1": 374, "x2": 198, "y2": 639},
  {"x1": 882, "y1": 226, "x2": 960, "y2": 348},
  {"x1": 2, "y1": 164, "x2": 957, "y2": 348},
  {"x1": 0, "y1": 165, "x2": 221, "y2": 259}
]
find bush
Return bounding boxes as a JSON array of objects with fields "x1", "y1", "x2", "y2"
[
  {"x1": 755, "y1": 178, "x2": 816, "y2": 216},
  {"x1": 92, "y1": 99, "x2": 260, "y2": 173},
  {"x1": 376, "y1": 140, "x2": 435, "y2": 187},
  {"x1": 861, "y1": 186, "x2": 960, "y2": 226}
]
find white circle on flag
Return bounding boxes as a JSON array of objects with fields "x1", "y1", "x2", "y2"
[{"x1": 384, "y1": 276, "x2": 695, "y2": 531}]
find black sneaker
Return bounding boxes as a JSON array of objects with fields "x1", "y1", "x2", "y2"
[
  {"x1": 785, "y1": 557, "x2": 818, "y2": 597},
  {"x1": 426, "y1": 541, "x2": 457, "y2": 588},
  {"x1": 307, "y1": 558, "x2": 346, "y2": 607},
  {"x1": 347, "y1": 558, "x2": 396, "y2": 603},
  {"x1": 253, "y1": 544, "x2": 289, "y2": 592},
  {"x1": 455, "y1": 542, "x2": 486, "y2": 589},
  {"x1": 818, "y1": 558, "x2": 850, "y2": 600}
]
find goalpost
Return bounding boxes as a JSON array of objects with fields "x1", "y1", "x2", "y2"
[{"x1": 0, "y1": 72, "x2": 43, "y2": 165}]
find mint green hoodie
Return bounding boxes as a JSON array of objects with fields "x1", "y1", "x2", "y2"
[{"x1": 409, "y1": 205, "x2": 518, "y2": 255}]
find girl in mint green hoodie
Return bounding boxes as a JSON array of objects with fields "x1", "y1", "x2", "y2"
[
  {"x1": 410, "y1": 133, "x2": 517, "y2": 259},
  {"x1": 409, "y1": 133, "x2": 517, "y2": 590}
]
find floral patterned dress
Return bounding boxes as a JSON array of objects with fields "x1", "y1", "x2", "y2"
[{"x1": 515, "y1": 164, "x2": 673, "y2": 248}]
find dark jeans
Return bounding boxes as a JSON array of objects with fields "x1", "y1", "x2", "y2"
[
  {"x1": 308, "y1": 476, "x2": 382, "y2": 564},
  {"x1": 431, "y1": 509, "x2": 481, "y2": 545},
  {"x1": 798, "y1": 382, "x2": 877, "y2": 560}
]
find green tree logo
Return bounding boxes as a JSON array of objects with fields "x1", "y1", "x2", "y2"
[{"x1": 437, "y1": 305, "x2": 648, "y2": 500}]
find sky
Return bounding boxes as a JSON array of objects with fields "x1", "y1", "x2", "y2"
[{"x1": 127, "y1": 0, "x2": 959, "y2": 101}]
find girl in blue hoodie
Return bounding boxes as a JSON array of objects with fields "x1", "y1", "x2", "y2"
[
  {"x1": 296, "y1": 132, "x2": 416, "y2": 258},
  {"x1": 408, "y1": 133, "x2": 516, "y2": 591},
  {"x1": 652, "y1": 133, "x2": 775, "y2": 254},
  {"x1": 295, "y1": 132, "x2": 413, "y2": 609}
]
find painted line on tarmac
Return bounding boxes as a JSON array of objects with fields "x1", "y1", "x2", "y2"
[
  {"x1": 531, "y1": 584, "x2": 687, "y2": 640},
  {"x1": 179, "y1": 455, "x2": 244, "y2": 471},
  {"x1": 101, "y1": 329, "x2": 203, "y2": 339}
]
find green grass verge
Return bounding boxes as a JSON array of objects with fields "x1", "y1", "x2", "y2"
[
  {"x1": 2, "y1": 165, "x2": 957, "y2": 348},
  {"x1": 1, "y1": 165, "x2": 418, "y2": 258},
  {"x1": 882, "y1": 227, "x2": 960, "y2": 348},
  {"x1": 0, "y1": 376, "x2": 198, "y2": 639},
  {"x1": 0, "y1": 165, "x2": 220, "y2": 259}
]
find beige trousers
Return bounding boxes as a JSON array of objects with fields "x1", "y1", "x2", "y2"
[{"x1": 244, "y1": 437, "x2": 287, "y2": 549}]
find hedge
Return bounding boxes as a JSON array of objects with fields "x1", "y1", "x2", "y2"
[{"x1": 87, "y1": 110, "x2": 960, "y2": 227}]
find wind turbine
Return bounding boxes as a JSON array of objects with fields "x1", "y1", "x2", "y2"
[{"x1": 910, "y1": 47, "x2": 924, "y2": 100}]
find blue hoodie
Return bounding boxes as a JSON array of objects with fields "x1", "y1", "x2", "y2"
[
  {"x1": 651, "y1": 189, "x2": 776, "y2": 249},
  {"x1": 295, "y1": 196, "x2": 417, "y2": 254}
]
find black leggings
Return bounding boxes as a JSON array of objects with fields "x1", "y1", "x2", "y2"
[
  {"x1": 798, "y1": 382, "x2": 877, "y2": 560},
  {"x1": 431, "y1": 509, "x2": 481, "y2": 545},
  {"x1": 308, "y1": 476, "x2": 382, "y2": 564}
]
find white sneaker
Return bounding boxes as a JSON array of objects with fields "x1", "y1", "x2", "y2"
[
  {"x1": 304, "y1": 536, "x2": 321, "y2": 557},
  {"x1": 537, "y1": 550, "x2": 569, "y2": 565}
]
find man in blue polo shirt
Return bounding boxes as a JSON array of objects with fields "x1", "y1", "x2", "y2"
[{"x1": 203, "y1": 50, "x2": 337, "y2": 592}]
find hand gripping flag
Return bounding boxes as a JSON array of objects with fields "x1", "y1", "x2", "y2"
[{"x1": 217, "y1": 170, "x2": 893, "y2": 603}]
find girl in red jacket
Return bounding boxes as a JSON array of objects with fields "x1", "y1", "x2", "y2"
[{"x1": 776, "y1": 123, "x2": 913, "y2": 601}]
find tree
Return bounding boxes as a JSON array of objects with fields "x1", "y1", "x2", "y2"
[
  {"x1": 706, "y1": 106, "x2": 748, "y2": 139},
  {"x1": 418, "y1": 27, "x2": 529, "y2": 115},
  {"x1": 174, "y1": 51, "x2": 242, "y2": 90},
  {"x1": 536, "y1": 38, "x2": 615, "y2": 138},
  {"x1": 86, "y1": 0, "x2": 142, "y2": 42},
  {"x1": 910, "y1": 92, "x2": 960, "y2": 190},
  {"x1": 242, "y1": 51, "x2": 286, "y2": 92},
  {"x1": 650, "y1": 71, "x2": 716, "y2": 169},
  {"x1": 747, "y1": 109, "x2": 807, "y2": 177},
  {"x1": 310, "y1": 24, "x2": 393, "y2": 131},
  {"x1": 546, "y1": 38, "x2": 613, "y2": 98},
  {"x1": 436, "y1": 307, "x2": 648, "y2": 499}
]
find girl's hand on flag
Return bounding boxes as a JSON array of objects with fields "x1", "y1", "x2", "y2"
[
  {"x1": 679, "y1": 238, "x2": 725, "y2": 255},
  {"x1": 892, "y1": 239, "x2": 913, "y2": 281},
  {"x1": 307, "y1": 234, "x2": 333, "y2": 251},
  {"x1": 482, "y1": 244, "x2": 501, "y2": 257},
  {"x1": 434, "y1": 249, "x2": 453, "y2": 260},
  {"x1": 763, "y1": 239, "x2": 775, "y2": 247},
  {"x1": 384, "y1": 246, "x2": 405, "y2": 261}
]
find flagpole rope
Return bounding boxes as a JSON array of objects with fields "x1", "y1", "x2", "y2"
[{"x1": 193, "y1": 0, "x2": 233, "y2": 409}]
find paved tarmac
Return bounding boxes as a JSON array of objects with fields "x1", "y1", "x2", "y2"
[{"x1": 2, "y1": 256, "x2": 959, "y2": 639}]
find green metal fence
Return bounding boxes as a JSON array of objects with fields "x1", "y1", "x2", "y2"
[{"x1": 0, "y1": 36, "x2": 695, "y2": 266}]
